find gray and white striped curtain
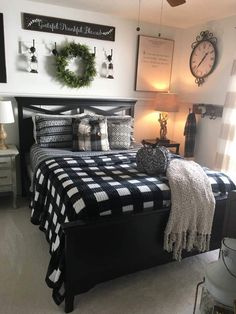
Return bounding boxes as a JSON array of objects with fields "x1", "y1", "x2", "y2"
[{"x1": 215, "y1": 61, "x2": 236, "y2": 172}]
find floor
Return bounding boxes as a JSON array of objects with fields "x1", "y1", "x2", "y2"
[{"x1": 0, "y1": 196, "x2": 219, "y2": 314}]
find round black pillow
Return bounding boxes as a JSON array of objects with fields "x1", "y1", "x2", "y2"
[{"x1": 136, "y1": 145, "x2": 170, "y2": 175}]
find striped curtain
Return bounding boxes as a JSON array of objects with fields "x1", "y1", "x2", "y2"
[{"x1": 215, "y1": 61, "x2": 236, "y2": 172}]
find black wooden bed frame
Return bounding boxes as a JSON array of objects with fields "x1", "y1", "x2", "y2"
[{"x1": 16, "y1": 96, "x2": 233, "y2": 313}]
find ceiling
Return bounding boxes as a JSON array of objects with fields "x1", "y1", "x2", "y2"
[{"x1": 29, "y1": 0, "x2": 236, "y2": 29}]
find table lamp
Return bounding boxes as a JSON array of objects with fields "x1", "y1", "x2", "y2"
[
  {"x1": 0, "y1": 100, "x2": 14, "y2": 150},
  {"x1": 154, "y1": 92, "x2": 178, "y2": 143}
]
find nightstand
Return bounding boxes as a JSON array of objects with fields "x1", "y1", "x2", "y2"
[
  {"x1": 0, "y1": 144, "x2": 19, "y2": 208},
  {"x1": 142, "y1": 139, "x2": 180, "y2": 154}
]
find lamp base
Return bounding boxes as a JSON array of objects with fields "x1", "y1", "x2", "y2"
[
  {"x1": 156, "y1": 138, "x2": 170, "y2": 144},
  {"x1": 0, "y1": 142, "x2": 8, "y2": 150},
  {"x1": 0, "y1": 123, "x2": 8, "y2": 150}
]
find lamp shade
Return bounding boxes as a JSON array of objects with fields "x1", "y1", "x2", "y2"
[
  {"x1": 0, "y1": 101, "x2": 14, "y2": 123},
  {"x1": 154, "y1": 93, "x2": 179, "y2": 112}
]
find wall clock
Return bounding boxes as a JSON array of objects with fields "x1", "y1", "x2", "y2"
[{"x1": 189, "y1": 30, "x2": 217, "y2": 86}]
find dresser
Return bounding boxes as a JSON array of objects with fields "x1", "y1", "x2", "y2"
[{"x1": 0, "y1": 145, "x2": 19, "y2": 208}]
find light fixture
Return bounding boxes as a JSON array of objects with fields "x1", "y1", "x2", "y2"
[
  {"x1": 0, "y1": 100, "x2": 14, "y2": 150},
  {"x1": 136, "y1": 0, "x2": 141, "y2": 31},
  {"x1": 153, "y1": 92, "x2": 178, "y2": 143},
  {"x1": 158, "y1": 0, "x2": 164, "y2": 37},
  {"x1": 29, "y1": 39, "x2": 38, "y2": 73}
]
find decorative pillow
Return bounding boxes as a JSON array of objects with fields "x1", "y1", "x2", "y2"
[
  {"x1": 136, "y1": 145, "x2": 170, "y2": 175},
  {"x1": 108, "y1": 122, "x2": 131, "y2": 149},
  {"x1": 73, "y1": 116, "x2": 110, "y2": 151},
  {"x1": 35, "y1": 116, "x2": 75, "y2": 148},
  {"x1": 106, "y1": 116, "x2": 133, "y2": 149},
  {"x1": 32, "y1": 113, "x2": 87, "y2": 144}
]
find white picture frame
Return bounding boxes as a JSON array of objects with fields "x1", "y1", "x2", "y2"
[{"x1": 135, "y1": 35, "x2": 174, "y2": 92}]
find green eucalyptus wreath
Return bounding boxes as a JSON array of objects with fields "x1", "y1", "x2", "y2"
[{"x1": 55, "y1": 42, "x2": 96, "y2": 88}]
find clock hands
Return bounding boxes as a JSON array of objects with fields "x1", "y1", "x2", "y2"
[{"x1": 196, "y1": 52, "x2": 208, "y2": 69}]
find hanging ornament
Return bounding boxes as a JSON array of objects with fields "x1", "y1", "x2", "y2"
[
  {"x1": 29, "y1": 39, "x2": 38, "y2": 73},
  {"x1": 107, "y1": 49, "x2": 114, "y2": 79}
]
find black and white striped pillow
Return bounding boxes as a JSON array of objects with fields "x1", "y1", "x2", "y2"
[
  {"x1": 73, "y1": 116, "x2": 110, "y2": 151},
  {"x1": 35, "y1": 116, "x2": 73, "y2": 148}
]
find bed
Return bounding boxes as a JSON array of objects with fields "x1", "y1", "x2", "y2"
[{"x1": 16, "y1": 96, "x2": 236, "y2": 313}]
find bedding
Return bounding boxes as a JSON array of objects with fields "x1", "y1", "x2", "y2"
[
  {"x1": 72, "y1": 116, "x2": 110, "y2": 151},
  {"x1": 164, "y1": 159, "x2": 215, "y2": 260},
  {"x1": 30, "y1": 146, "x2": 236, "y2": 304},
  {"x1": 107, "y1": 115, "x2": 133, "y2": 149},
  {"x1": 35, "y1": 115, "x2": 74, "y2": 148},
  {"x1": 32, "y1": 113, "x2": 87, "y2": 144},
  {"x1": 34, "y1": 113, "x2": 134, "y2": 150},
  {"x1": 29, "y1": 143, "x2": 142, "y2": 173},
  {"x1": 108, "y1": 122, "x2": 131, "y2": 149}
]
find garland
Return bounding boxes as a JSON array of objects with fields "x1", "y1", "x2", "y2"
[{"x1": 55, "y1": 42, "x2": 96, "y2": 88}]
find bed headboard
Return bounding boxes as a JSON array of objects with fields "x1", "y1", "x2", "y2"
[{"x1": 15, "y1": 96, "x2": 137, "y2": 195}]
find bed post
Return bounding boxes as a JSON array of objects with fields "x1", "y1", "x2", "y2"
[
  {"x1": 223, "y1": 190, "x2": 236, "y2": 238},
  {"x1": 65, "y1": 294, "x2": 74, "y2": 313}
]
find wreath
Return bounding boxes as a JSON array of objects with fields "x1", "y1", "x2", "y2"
[{"x1": 55, "y1": 42, "x2": 97, "y2": 88}]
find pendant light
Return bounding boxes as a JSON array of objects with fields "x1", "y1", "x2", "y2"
[
  {"x1": 159, "y1": 0, "x2": 164, "y2": 37},
  {"x1": 136, "y1": 0, "x2": 141, "y2": 31}
]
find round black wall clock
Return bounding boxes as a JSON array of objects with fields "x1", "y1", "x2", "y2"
[{"x1": 189, "y1": 30, "x2": 217, "y2": 86}]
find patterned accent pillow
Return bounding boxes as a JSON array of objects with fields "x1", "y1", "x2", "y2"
[
  {"x1": 35, "y1": 116, "x2": 73, "y2": 148},
  {"x1": 106, "y1": 115, "x2": 134, "y2": 147},
  {"x1": 33, "y1": 113, "x2": 87, "y2": 144},
  {"x1": 73, "y1": 116, "x2": 110, "y2": 151},
  {"x1": 136, "y1": 145, "x2": 170, "y2": 175},
  {"x1": 108, "y1": 122, "x2": 131, "y2": 149}
]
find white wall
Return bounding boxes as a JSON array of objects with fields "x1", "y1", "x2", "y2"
[
  {"x1": 172, "y1": 16, "x2": 236, "y2": 166},
  {"x1": 0, "y1": 0, "x2": 179, "y2": 147},
  {"x1": 1, "y1": 0, "x2": 236, "y2": 169}
]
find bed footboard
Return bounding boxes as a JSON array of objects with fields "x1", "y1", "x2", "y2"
[
  {"x1": 62, "y1": 208, "x2": 170, "y2": 312},
  {"x1": 223, "y1": 190, "x2": 236, "y2": 238},
  {"x1": 62, "y1": 198, "x2": 227, "y2": 313}
]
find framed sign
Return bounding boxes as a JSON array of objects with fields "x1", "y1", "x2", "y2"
[
  {"x1": 22, "y1": 13, "x2": 115, "y2": 42},
  {"x1": 0, "y1": 13, "x2": 7, "y2": 83},
  {"x1": 135, "y1": 35, "x2": 174, "y2": 92}
]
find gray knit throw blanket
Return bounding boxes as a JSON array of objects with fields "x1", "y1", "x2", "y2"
[{"x1": 164, "y1": 159, "x2": 215, "y2": 261}]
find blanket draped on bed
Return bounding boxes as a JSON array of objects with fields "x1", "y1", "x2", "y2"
[{"x1": 164, "y1": 158, "x2": 216, "y2": 261}]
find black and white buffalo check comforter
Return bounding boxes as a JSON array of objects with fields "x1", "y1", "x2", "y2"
[{"x1": 30, "y1": 149, "x2": 236, "y2": 304}]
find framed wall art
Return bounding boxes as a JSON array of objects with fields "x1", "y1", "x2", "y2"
[
  {"x1": 135, "y1": 35, "x2": 174, "y2": 92},
  {"x1": 0, "y1": 13, "x2": 7, "y2": 83}
]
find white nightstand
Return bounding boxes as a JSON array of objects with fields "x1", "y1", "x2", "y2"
[{"x1": 0, "y1": 144, "x2": 19, "y2": 208}]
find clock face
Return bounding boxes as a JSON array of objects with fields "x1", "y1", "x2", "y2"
[{"x1": 190, "y1": 40, "x2": 217, "y2": 79}]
